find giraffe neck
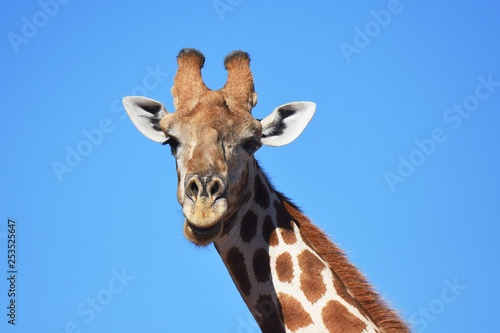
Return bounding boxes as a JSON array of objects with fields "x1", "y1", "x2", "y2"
[{"x1": 214, "y1": 161, "x2": 403, "y2": 333}]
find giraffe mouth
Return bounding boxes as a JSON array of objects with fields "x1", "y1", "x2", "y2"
[{"x1": 183, "y1": 219, "x2": 223, "y2": 245}]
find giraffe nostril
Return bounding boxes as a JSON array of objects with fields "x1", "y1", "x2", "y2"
[
  {"x1": 208, "y1": 178, "x2": 225, "y2": 199},
  {"x1": 190, "y1": 181, "x2": 199, "y2": 196},
  {"x1": 210, "y1": 182, "x2": 220, "y2": 196},
  {"x1": 186, "y1": 175, "x2": 226, "y2": 201}
]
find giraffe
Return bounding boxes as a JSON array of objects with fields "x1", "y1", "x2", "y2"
[{"x1": 122, "y1": 49, "x2": 409, "y2": 333}]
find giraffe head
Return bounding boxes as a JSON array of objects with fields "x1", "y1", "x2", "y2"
[{"x1": 123, "y1": 49, "x2": 315, "y2": 246}]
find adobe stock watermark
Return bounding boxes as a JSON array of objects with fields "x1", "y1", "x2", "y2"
[
  {"x1": 7, "y1": 0, "x2": 72, "y2": 54},
  {"x1": 339, "y1": 0, "x2": 407, "y2": 64},
  {"x1": 226, "y1": 299, "x2": 277, "y2": 333},
  {"x1": 384, "y1": 74, "x2": 500, "y2": 192},
  {"x1": 409, "y1": 277, "x2": 467, "y2": 332},
  {"x1": 213, "y1": 0, "x2": 243, "y2": 21},
  {"x1": 51, "y1": 64, "x2": 169, "y2": 183},
  {"x1": 227, "y1": 314, "x2": 260, "y2": 333},
  {"x1": 54, "y1": 267, "x2": 135, "y2": 333}
]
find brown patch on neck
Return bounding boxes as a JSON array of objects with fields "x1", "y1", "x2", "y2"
[
  {"x1": 275, "y1": 252, "x2": 294, "y2": 283},
  {"x1": 240, "y1": 210, "x2": 258, "y2": 242},
  {"x1": 278, "y1": 293, "x2": 313, "y2": 331},
  {"x1": 322, "y1": 300, "x2": 368, "y2": 333},
  {"x1": 254, "y1": 294, "x2": 286, "y2": 333},
  {"x1": 226, "y1": 247, "x2": 251, "y2": 297},
  {"x1": 278, "y1": 194, "x2": 410, "y2": 333},
  {"x1": 253, "y1": 248, "x2": 271, "y2": 283},
  {"x1": 298, "y1": 249, "x2": 327, "y2": 304}
]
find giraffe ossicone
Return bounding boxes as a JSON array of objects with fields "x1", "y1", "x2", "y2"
[{"x1": 123, "y1": 49, "x2": 409, "y2": 333}]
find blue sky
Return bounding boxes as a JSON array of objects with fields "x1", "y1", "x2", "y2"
[{"x1": 1, "y1": 1, "x2": 499, "y2": 332}]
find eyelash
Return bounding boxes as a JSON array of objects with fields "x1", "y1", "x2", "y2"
[
  {"x1": 163, "y1": 137, "x2": 180, "y2": 154},
  {"x1": 242, "y1": 139, "x2": 261, "y2": 154},
  {"x1": 162, "y1": 137, "x2": 260, "y2": 155}
]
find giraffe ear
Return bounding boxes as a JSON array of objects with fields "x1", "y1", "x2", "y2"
[
  {"x1": 123, "y1": 96, "x2": 169, "y2": 143},
  {"x1": 260, "y1": 102, "x2": 316, "y2": 147}
]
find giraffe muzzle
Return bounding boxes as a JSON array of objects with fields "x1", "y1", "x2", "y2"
[{"x1": 182, "y1": 174, "x2": 228, "y2": 245}]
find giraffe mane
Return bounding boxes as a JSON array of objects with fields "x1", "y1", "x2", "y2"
[{"x1": 276, "y1": 192, "x2": 410, "y2": 333}]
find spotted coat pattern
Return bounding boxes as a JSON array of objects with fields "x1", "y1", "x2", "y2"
[{"x1": 215, "y1": 161, "x2": 382, "y2": 333}]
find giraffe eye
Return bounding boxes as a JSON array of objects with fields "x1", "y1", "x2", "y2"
[
  {"x1": 241, "y1": 139, "x2": 261, "y2": 154},
  {"x1": 163, "y1": 137, "x2": 180, "y2": 155}
]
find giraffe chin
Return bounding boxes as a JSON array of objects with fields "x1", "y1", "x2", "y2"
[
  {"x1": 181, "y1": 198, "x2": 228, "y2": 245},
  {"x1": 183, "y1": 219, "x2": 223, "y2": 246}
]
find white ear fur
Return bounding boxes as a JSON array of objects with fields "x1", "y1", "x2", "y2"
[
  {"x1": 122, "y1": 96, "x2": 168, "y2": 143},
  {"x1": 260, "y1": 102, "x2": 316, "y2": 146}
]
